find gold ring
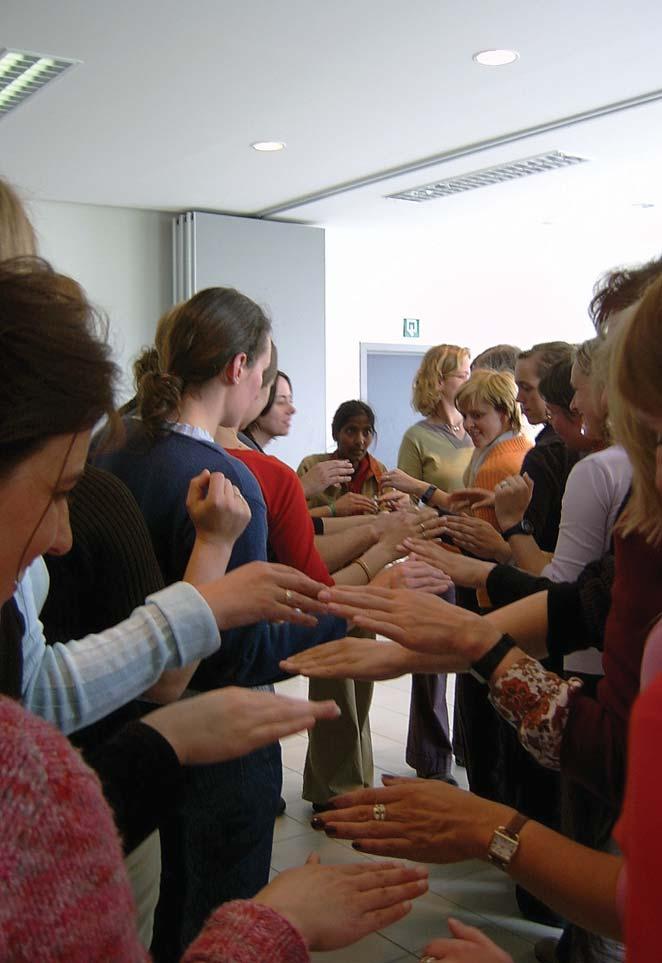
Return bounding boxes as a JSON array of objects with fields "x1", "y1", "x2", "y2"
[
  {"x1": 419, "y1": 522, "x2": 425, "y2": 534},
  {"x1": 420, "y1": 957, "x2": 439, "y2": 963},
  {"x1": 285, "y1": 589, "x2": 293, "y2": 604},
  {"x1": 373, "y1": 803, "x2": 386, "y2": 821}
]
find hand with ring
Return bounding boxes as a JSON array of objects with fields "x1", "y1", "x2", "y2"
[
  {"x1": 494, "y1": 472, "x2": 534, "y2": 532},
  {"x1": 310, "y1": 774, "x2": 513, "y2": 865},
  {"x1": 197, "y1": 561, "x2": 331, "y2": 631}
]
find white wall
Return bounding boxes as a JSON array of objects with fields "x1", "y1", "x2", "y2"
[
  {"x1": 28, "y1": 198, "x2": 172, "y2": 401},
  {"x1": 324, "y1": 214, "x2": 662, "y2": 442}
]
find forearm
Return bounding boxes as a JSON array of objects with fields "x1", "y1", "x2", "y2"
[
  {"x1": 184, "y1": 537, "x2": 233, "y2": 584},
  {"x1": 315, "y1": 527, "x2": 377, "y2": 573},
  {"x1": 21, "y1": 583, "x2": 221, "y2": 734},
  {"x1": 507, "y1": 535, "x2": 549, "y2": 576},
  {"x1": 508, "y1": 822, "x2": 622, "y2": 940},
  {"x1": 484, "y1": 591, "x2": 550, "y2": 659}
]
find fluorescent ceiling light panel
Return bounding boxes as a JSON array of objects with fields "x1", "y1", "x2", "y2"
[
  {"x1": 387, "y1": 151, "x2": 588, "y2": 202},
  {"x1": 0, "y1": 48, "x2": 79, "y2": 119}
]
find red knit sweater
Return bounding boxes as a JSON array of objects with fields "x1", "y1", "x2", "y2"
[
  {"x1": 228, "y1": 448, "x2": 333, "y2": 586},
  {"x1": 0, "y1": 698, "x2": 309, "y2": 962}
]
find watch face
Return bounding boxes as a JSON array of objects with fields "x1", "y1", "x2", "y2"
[
  {"x1": 490, "y1": 829, "x2": 518, "y2": 863},
  {"x1": 521, "y1": 519, "x2": 534, "y2": 535}
]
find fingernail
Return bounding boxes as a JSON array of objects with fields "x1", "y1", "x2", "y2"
[
  {"x1": 310, "y1": 817, "x2": 324, "y2": 829},
  {"x1": 352, "y1": 842, "x2": 363, "y2": 851},
  {"x1": 324, "y1": 825, "x2": 337, "y2": 837}
]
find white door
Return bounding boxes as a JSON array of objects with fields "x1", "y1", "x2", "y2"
[{"x1": 361, "y1": 343, "x2": 430, "y2": 470}]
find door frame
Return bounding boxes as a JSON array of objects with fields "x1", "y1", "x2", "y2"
[{"x1": 359, "y1": 342, "x2": 432, "y2": 401}]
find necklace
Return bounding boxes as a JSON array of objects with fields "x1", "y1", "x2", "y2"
[{"x1": 449, "y1": 423, "x2": 463, "y2": 433}]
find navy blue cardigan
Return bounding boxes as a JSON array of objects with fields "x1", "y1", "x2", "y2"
[{"x1": 95, "y1": 420, "x2": 346, "y2": 689}]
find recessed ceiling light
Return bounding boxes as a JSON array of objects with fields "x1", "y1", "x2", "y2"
[
  {"x1": 0, "y1": 48, "x2": 80, "y2": 119},
  {"x1": 251, "y1": 141, "x2": 286, "y2": 152},
  {"x1": 473, "y1": 49, "x2": 519, "y2": 67}
]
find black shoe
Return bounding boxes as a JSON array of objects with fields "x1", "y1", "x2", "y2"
[{"x1": 276, "y1": 796, "x2": 287, "y2": 816}]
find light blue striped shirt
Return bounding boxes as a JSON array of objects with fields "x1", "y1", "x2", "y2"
[{"x1": 16, "y1": 556, "x2": 221, "y2": 734}]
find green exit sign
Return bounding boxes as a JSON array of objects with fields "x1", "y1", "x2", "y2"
[{"x1": 403, "y1": 317, "x2": 420, "y2": 338}]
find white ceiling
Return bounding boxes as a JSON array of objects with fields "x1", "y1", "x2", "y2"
[{"x1": 3, "y1": 0, "x2": 662, "y2": 232}]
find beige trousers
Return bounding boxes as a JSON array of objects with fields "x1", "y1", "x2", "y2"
[{"x1": 303, "y1": 677, "x2": 374, "y2": 803}]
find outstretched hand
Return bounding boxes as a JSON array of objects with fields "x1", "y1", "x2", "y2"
[
  {"x1": 421, "y1": 917, "x2": 514, "y2": 962},
  {"x1": 281, "y1": 637, "x2": 431, "y2": 682},
  {"x1": 198, "y1": 561, "x2": 332, "y2": 630},
  {"x1": 311, "y1": 774, "x2": 512, "y2": 865},
  {"x1": 143, "y1": 687, "x2": 341, "y2": 766},
  {"x1": 371, "y1": 555, "x2": 453, "y2": 595},
  {"x1": 312, "y1": 585, "x2": 500, "y2": 664},
  {"x1": 399, "y1": 539, "x2": 495, "y2": 590},
  {"x1": 254, "y1": 852, "x2": 428, "y2": 950}
]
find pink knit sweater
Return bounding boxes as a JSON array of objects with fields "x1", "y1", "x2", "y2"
[{"x1": 0, "y1": 698, "x2": 308, "y2": 962}]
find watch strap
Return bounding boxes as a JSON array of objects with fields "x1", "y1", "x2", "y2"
[
  {"x1": 501, "y1": 519, "x2": 534, "y2": 540},
  {"x1": 469, "y1": 633, "x2": 516, "y2": 684},
  {"x1": 419, "y1": 484, "x2": 438, "y2": 505}
]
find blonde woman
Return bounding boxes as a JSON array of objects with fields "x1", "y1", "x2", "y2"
[{"x1": 380, "y1": 345, "x2": 473, "y2": 785}]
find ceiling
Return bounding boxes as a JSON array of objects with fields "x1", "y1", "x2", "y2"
[{"x1": 3, "y1": 0, "x2": 662, "y2": 232}]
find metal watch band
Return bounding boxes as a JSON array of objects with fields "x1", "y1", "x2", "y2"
[
  {"x1": 469, "y1": 633, "x2": 516, "y2": 684},
  {"x1": 420, "y1": 484, "x2": 438, "y2": 505}
]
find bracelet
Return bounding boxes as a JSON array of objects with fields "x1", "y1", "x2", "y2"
[
  {"x1": 469, "y1": 633, "x2": 517, "y2": 684},
  {"x1": 328, "y1": 502, "x2": 337, "y2": 517},
  {"x1": 354, "y1": 557, "x2": 372, "y2": 582},
  {"x1": 419, "y1": 484, "x2": 438, "y2": 505}
]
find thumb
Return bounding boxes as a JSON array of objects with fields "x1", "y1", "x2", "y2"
[
  {"x1": 305, "y1": 851, "x2": 321, "y2": 865},
  {"x1": 447, "y1": 916, "x2": 496, "y2": 946},
  {"x1": 523, "y1": 472, "x2": 534, "y2": 492},
  {"x1": 187, "y1": 468, "x2": 211, "y2": 501}
]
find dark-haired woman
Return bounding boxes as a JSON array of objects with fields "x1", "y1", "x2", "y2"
[
  {"x1": 242, "y1": 370, "x2": 295, "y2": 452},
  {"x1": 0, "y1": 253, "x2": 433, "y2": 963},
  {"x1": 96, "y1": 288, "x2": 348, "y2": 958}
]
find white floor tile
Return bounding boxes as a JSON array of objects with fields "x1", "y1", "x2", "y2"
[{"x1": 272, "y1": 678, "x2": 553, "y2": 963}]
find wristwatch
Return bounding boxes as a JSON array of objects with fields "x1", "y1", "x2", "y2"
[
  {"x1": 419, "y1": 484, "x2": 438, "y2": 505},
  {"x1": 500, "y1": 518, "x2": 534, "y2": 540},
  {"x1": 487, "y1": 811, "x2": 529, "y2": 870},
  {"x1": 469, "y1": 633, "x2": 516, "y2": 684}
]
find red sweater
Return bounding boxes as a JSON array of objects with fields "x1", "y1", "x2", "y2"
[
  {"x1": 0, "y1": 698, "x2": 309, "y2": 962},
  {"x1": 614, "y1": 621, "x2": 662, "y2": 963},
  {"x1": 561, "y1": 530, "x2": 662, "y2": 804},
  {"x1": 228, "y1": 448, "x2": 333, "y2": 587}
]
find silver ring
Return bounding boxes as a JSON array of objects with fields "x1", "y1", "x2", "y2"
[
  {"x1": 293, "y1": 607, "x2": 303, "y2": 616},
  {"x1": 373, "y1": 803, "x2": 386, "y2": 821}
]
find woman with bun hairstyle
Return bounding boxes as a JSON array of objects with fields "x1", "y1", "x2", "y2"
[
  {"x1": 96, "y1": 287, "x2": 349, "y2": 959},
  {"x1": 0, "y1": 254, "x2": 435, "y2": 963}
]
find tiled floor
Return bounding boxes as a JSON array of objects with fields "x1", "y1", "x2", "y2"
[{"x1": 273, "y1": 673, "x2": 560, "y2": 962}]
